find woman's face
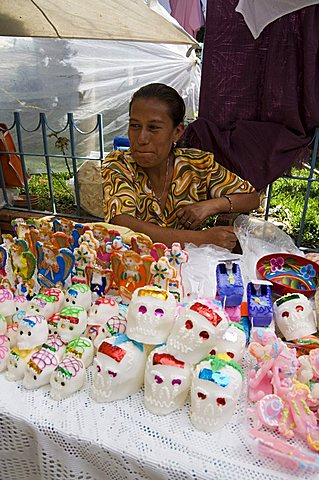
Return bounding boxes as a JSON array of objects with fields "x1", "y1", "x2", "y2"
[{"x1": 128, "y1": 98, "x2": 184, "y2": 169}]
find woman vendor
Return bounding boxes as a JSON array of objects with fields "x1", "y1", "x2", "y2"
[{"x1": 102, "y1": 83, "x2": 260, "y2": 250}]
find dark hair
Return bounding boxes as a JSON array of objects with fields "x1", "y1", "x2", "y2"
[{"x1": 129, "y1": 83, "x2": 185, "y2": 127}]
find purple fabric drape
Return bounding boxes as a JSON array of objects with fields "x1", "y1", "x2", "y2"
[{"x1": 179, "y1": 2, "x2": 319, "y2": 190}]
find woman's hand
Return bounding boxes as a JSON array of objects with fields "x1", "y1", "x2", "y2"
[
  {"x1": 176, "y1": 200, "x2": 216, "y2": 230},
  {"x1": 200, "y1": 226, "x2": 238, "y2": 251}
]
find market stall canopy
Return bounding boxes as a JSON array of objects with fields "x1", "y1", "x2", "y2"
[{"x1": 0, "y1": 0, "x2": 196, "y2": 44}]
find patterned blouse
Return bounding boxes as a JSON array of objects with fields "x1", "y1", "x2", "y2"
[{"x1": 101, "y1": 148, "x2": 255, "y2": 228}]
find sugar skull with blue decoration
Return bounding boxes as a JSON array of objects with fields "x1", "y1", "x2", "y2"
[
  {"x1": 64, "y1": 283, "x2": 92, "y2": 311},
  {"x1": 17, "y1": 314, "x2": 48, "y2": 350},
  {"x1": 190, "y1": 355, "x2": 243, "y2": 432}
]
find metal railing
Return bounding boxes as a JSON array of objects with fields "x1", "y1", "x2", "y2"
[{"x1": 0, "y1": 112, "x2": 318, "y2": 251}]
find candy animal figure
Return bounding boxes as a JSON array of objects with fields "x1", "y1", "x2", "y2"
[
  {"x1": 166, "y1": 299, "x2": 229, "y2": 364},
  {"x1": 50, "y1": 355, "x2": 86, "y2": 400},
  {"x1": 273, "y1": 293, "x2": 317, "y2": 341},
  {"x1": 111, "y1": 250, "x2": 154, "y2": 304},
  {"x1": 6, "y1": 347, "x2": 38, "y2": 381},
  {"x1": 91, "y1": 334, "x2": 146, "y2": 402},
  {"x1": 64, "y1": 337, "x2": 94, "y2": 367},
  {"x1": 190, "y1": 355, "x2": 243, "y2": 432},
  {"x1": 126, "y1": 286, "x2": 177, "y2": 344},
  {"x1": 64, "y1": 284, "x2": 92, "y2": 311},
  {"x1": 144, "y1": 345, "x2": 193, "y2": 415},
  {"x1": 57, "y1": 306, "x2": 88, "y2": 344},
  {"x1": 210, "y1": 322, "x2": 246, "y2": 363},
  {"x1": 17, "y1": 315, "x2": 48, "y2": 350}
]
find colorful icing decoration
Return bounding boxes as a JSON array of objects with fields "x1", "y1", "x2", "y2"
[
  {"x1": 0, "y1": 334, "x2": 10, "y2": 372},
  {"x1": 50, "y1": 355, "x2": 86, "y2": 400},
  {"x1": 58, "y1": 306, "x2": 88, "y2": 344},
  {"x1": 126, "y1": 285, "x2": 177, "y2": 344},
  {"x1": 23, "y1": 347, "x2": 59, "y2": 389},
  {"x1": 72, "y1": 241, "x2": 97, "y2": 284},
  {"x1": 26, "y1": 294, "x2": 56, "y2": 320},
  {"x1": 36, "y1": 240, "x2": 75, "y2": 288},
  {"x1": 65, "y1": 337, "x2": 94, "y2": 367},
  {"x1": 17, "y1": 315, "x2": 48, "y2": 350},
  {"x1": 64, "y1": 283, "x2": 92, "y2": 311},
  {"x1": 144, "y1": 345, "x2": 193, "y2": 415},
  {"x1": 6, "y1": 346, "x2": 38, "y2": 381},
  {"x1": 87, "y1": 297, "x2": 119, "y2": 326},
  {"x1": 247, "y1": 280, "x2": 273, "y2": 327},
  {"x1": 164, "y1": 243, "x2": 189, "y2": 301},
  {"x1": 216, "y1": 260, "x2": 244, "y2": 307},
  {"x1": 166, "y1": 298, "x2": 229, "y2": 364},
  {"x1": 0, "y1": 287, "x2": 16, "y2": 323},
  {"x1": 91, "y1": 334, "x2": 146, "y2": 402}
]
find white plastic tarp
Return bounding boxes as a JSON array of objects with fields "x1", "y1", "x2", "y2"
[{"x1": 0, "y1": 38, "x2": 201, "y2": 171}]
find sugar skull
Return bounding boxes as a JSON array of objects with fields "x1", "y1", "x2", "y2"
[
  {"x1": 64, "y1": 337, "x2": 94, "y2": 367},
  {"x1": 64, "y1": 284, "x2": 92, "y2": 311},
  {"x1": 26, "y1": 294, "x2": 56, "y2": 320},
  {"x1": 17, "y1": 315, "x2": 48, "y2": 350},
  {"x1": 91, "y1": 334, "x2": 146, "y2": 402},
  {"x1": 58, "y1": 306, "x2": 88, "y2": 343},
  {"x1": 50, "y1": 356, "x2": 86, "y2": 401},
  {"x1": 0, "y1": 288, "x2": 16, "y2": 323},
  {"x1": 14, "y1": 295, "x2": 29, "y2": 314},
  {"x1": 23, "y1": 347, "x2": 59, "y2": 389},
  {"x1": 43, "y1": 287, "x2": 65, "y2": 312},
  {"x1": 190, "y1": 356, "x2": 243, "y2": 432},
  {"x1": 144, "y1": 345, "x2": 193, "y2": 415},
  {"x1": 47, "y1": 313, "x2": 61, "y2": 335},
  {"x1": 210, "y1": 322, "x2": 246, "y2": 363},
  {"x1": 273, "y1": 293, "x2": 317, "y2": 341},
  {"x1": 6, "y1": 347, "x2": 38, "y2": 381},
  {"x1": 0, "y1": 334, "x2": 10, "y2": 372},
  {"x1": 6, "y1": 323, "x2": 19, "y2": 347},
  {"x1": 166, "y1": 299, "x2": 229, "y2": 364},
  {"x1": 126, "y1": 286, "x2": 177, "y2": 344},
  {"x1": 87, "y1": 297, "x2": 119, "y2": 325}
]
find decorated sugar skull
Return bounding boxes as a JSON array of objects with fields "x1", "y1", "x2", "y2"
[
  {"x1": 126, "y1": 286, "x2": 177, "y2": 344},
  {"x1": 6, "y1": 347, "x2": 37, "y2": 381},
  {"x1": 273, "y1": 293, "x2": 317, "y2": 341},
  {"x1": 64, "y1": 284, "x2": 92, "y2": 311},
  {"x1": 64, "y1": 337, "x2": 94, "y2": 367},
  {"x1": 0, "y1": 288, "x2": 15, "y2": 323},
  {"x1": 50, "y1": 356, "x2": 86, "y2": 401},
  {"x1": 87, "y1": 297, "x2": 119, "y2": 326},
  {"x1": 17, "y1": 315, "x2": 48, "y2": 350},
  {"x1": 23, "y1": 347, "x2": 59, "y2": 389},
  {"x1": 210, "y1": 323, "x2": 246, "y2": 363},
  {"x1": 92, "y1": 324, "x2": 114, "y2": 351},
  {"x1": 0, "y1": 314, "x2": 7, "y2": 335},
  {"x1": 43, "y1": 287, "x2": 65, "y2": 312},
  {"x1": 14, "y1": 295, "x2": 29, "y2": 315},
  {"x1": 91, "y1": 334, "x2": 146, "y2": 402},
  {"x1": 190, "y1": 355, "x2": 243, "y2": 432},
  {"x1": 144, "y1": 345, "x2": 193, "y2": 415},
  {"x1": 0, "y1": 334, "x2": 10, "y2": 372},
  {"x1": 6, "y1": 323, "x2": 19, "y2": 347},
  {"x1": 166, "y1": 299, "x2": 229, "y2": 364},
  {"x1": 47, "y1": 313, "x2": 60, "y2": 335},
  {"x1": 26, "y1": 294, "x2": 56, "y2": 320},
  {"x1": 58, "y1": 306, "x2": 88, "y2": 343}
]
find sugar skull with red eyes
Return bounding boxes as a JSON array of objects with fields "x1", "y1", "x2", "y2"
[
  {"x1": 273, "y1": 293, "x2": 316, "y2": 341},
  {"x1": 126, "y1": 286, "x2": 177, "y2": 344},
  {"x1": 166, "y1": 299, "x2": 229, "y2": 364},
  {"x1": 91, "y1": 334, "x2": 146, "y2": 402},
  {"x1": 190, "y1": 355, "x2": 243, "y2": 432},
  {"x1": 144, "y1": 345, "x2": 193, "y2": 415},
  {"x1": 210, "y1": 322, "x2": 246, "y2": 363}
]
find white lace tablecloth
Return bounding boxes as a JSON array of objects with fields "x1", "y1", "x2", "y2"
[{"x1": 0, "y1": 355, "x2": 315, "y2": 480}]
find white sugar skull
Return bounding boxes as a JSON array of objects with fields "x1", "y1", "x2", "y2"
[
  {"x1": 0, "y1": 288, "x2": 15, "y2": 323},
  {"x1": 6, "y1": 347, "x2": 37, "y2": 381},
  {"x1": 44, "y1": 334, "x2": 66, "y2": 361},
  {"x1": 273, "y1": 293, "x2": 317, "y2": 341},
  {"x1": 23, "y1": 347, "x2": 59, "y2": 389},
  {"x1": 144, "y1": 345, "x2": 193, "y2": 415},
  {"x1": 91, "y1": 334, "x2": 146, "y2": 402},
  {"x1": 6, "y1": 323, "x2": 19, "y2": 347},
  {"x1": 50, "y1": 356, "x2": 86, "y2": 400},
  {"x1": 14, "y1": 295, "x2": 29, "y2": 314},
  {"x1": 64, "y1": 284, "x2": 92, "y2": 311},
  {"x1": 26, "y1": 294, "x2": 56, "y2": 320},
  {"x1": 0, "y1": 314, "x2": 7, "y2": 335},
  {"x1": 58, "y1": 306, "x2": 88, "y2": 343},
  {"x1": 87, "y1": 297, "x2": 119, "y2": 325},
  {"x1": 210, "y1": 322, "x2": 246, "y2": 363},
  {"x1": 166, "y1": 299, "x2": 229, "y2": 364},
  {"x1": 190, "y1": 356, "x2": 243, "y2": 432},
  {"x1": 47, "y1": 313, "x2": 60, "y2": 335},
  {"x1": 43, "y1": 287, "x2": 65, "y2": 312},
  {"x1": 64, "y1": 337, "x2": 94, "y2": 367},
  {"x1": 126, "y1": 286, "x2": 177, "y2": 344},
  {"x1": 92, "y1": 324, "x2": 113, "y2": 351},
  {"x1": 0, "y1": 334, "x2": 10, "y2": 372},
  {"x1": 17, "y1": 315, "x2": 48, "y2": 350}
]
